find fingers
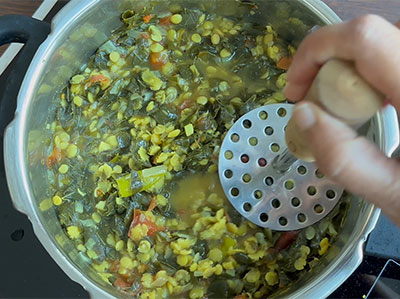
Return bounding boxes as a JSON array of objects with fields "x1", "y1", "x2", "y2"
[
  {"x1": 284, "y1": 15, "x2": 400, "y2": 112},
  {"x1": 284, "y1": 15, "x2": 400, "y2": 225},
  {"x1": 292, "y1": 102, "x2": 400, "y2": 226}
]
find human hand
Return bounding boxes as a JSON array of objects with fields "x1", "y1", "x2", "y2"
[{"x1": 284, "y1": 15, "x2": 400, "y2": 226}]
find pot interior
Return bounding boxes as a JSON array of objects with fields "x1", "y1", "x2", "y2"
[{"x1": 19, "y1": 0, "x2": 380, "y2": 297}]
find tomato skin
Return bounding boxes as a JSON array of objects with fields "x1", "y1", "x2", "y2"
[
  {"x1": 141, "y1": 32, "x2": 150, "y2": 39},
  {"x1": 88, "y1": 74, "x2": 109, "y2": 87},
  {"x1": 128, "y1": 209, "x2": 165, "y2": 239},
  {"x1": 177, "y1": 99, "x2": 193, "y2": 112},
  {"x1": 143, "y1": 15, "x2": 154, "y2": 23},
  {"x1": 147, "y1": 197, "x2": 157, "y2": 211},
  {"x1": 149, "y1": 52, "x2": 168, "y2": 70},
  {"x1": 159, "y1": 16, "x2": 171, "y2": 26},
  {"x1": 277, "y1": 56, "x2": 293, "y2": 70},
  {"x1": 114, "y1": 277, "x2": 132, "y2": 289},
  {"x1": 46, "y1": 147, "x2": 61, "y2": 168},
  {"x1": 272, "y1": 230, "x2": 300, "y2": 252}
]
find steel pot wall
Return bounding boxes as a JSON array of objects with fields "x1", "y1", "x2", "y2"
[{"x1": 3, "y1": 0, "x2": 399, "y2": 298}]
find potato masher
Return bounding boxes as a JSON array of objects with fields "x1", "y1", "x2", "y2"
[{"x1": 218, "y1": 59, "x2": 385, "y2": 230}]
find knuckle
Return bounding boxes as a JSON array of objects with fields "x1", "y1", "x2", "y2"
[
  {"x1": 315, "y1": 143, "x2": 348, "y2": 180},
  {"x1": 350, "y1": 14, "x2": 383, "y2": 46},
  {"x1": 307, "y1": 110, "x2": 356, "y2": 180}
]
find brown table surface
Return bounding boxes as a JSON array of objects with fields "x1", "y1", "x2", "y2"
[
  {"x1": 0, "y1": 0, "x2": 399, "y2": 57},
  {"x1": 0, "y1": 0, "x2": 399, "y2": 21}
]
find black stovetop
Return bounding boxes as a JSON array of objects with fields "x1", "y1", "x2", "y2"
[{"x1": 1, "y1": 1, "x2": 400, "y2": 298}]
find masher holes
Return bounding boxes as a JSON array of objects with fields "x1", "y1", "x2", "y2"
[
  {"x1": 265, "y1": 176, "x2": 274, "y2": 186},
  {"x1": 291, "y1": 197, "x2": 301, "y2": 207},
  {"x1": 259, "y1": 111, "x2": 268, "y2": 120},
  {"x1": 258, "y1": 158, "x2": 267, "y2": 167},
  {"x1": 297, "y1": 213, "x2": 307, "y2": 223},
  {"x1": 249, "y1": 137, "x2": 258, "y2": 146},
  {"x1": 254, "y1": 190, "x2": 263, "y2": 199},
  {"x1": 271, "y1": 143, "x2": 280, "y2": 153},
  {"x1": 224, "y1": 150, "x2": 233, "y2": 160},
  {"x1": 231, "y1": 187, "x2": 239, "y2": 197},
  {"x1": 315, "y1": 169, "x2": 324, "y2": 179},
  {"x1": 314, "y1": 204, "x2": 324, "y2": 214},
  {"x1": 265, "y1": 126, "x2": 274, "y2": 136},
  {"x1": 277, "y1": 108, "x2": 287, "y2": 117},
  {"x1": 284, "y1": 180, "x2": 294, "y2": 190},
  {"x1": 243, "y1": 202, "x2": 252, "y2": 212},
  {"x1": 224, "y1": 169, "x2": 233, "y2": 179},
  {"x1": 307, "y1": 186, "x2": 317, "y2": 196},
  {"x1": 241, "y1": 154, "x2": 249, "y2": 163},
  {"x1": 242, "y1": 173, "x2": 252, "y2": 183},
  {"x1": 243, "y1": 119, "x2": 252, "y2": 129},
  {"x1": 279, "y1": 217, "x2": 288, "y2": 226},
  {"x1": 326, "y1": 190, "x2": 336, "y2": 199},
  {"x1": 231, "y1": 133, "x2": 240, "y2": 143},
  {"x1": 271, "y1": 198, "x2": 281, "y2": 208},
  {"x1": 260, "y1": 213, "x2": 269, "y2": 222},
  {"x1": 297, "y1": 165, "x2": 307, "y2": 175}
]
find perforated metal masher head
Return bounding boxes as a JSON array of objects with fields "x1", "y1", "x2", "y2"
[{"x1": 218, "y1": 104, "x2": 343, "y2": 230}]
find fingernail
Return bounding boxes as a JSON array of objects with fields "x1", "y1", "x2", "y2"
[
  {"x1": 293, "y1": 103, "x2": 316, "y2": 131},
  {"x1": 283, "y1": 81, "x2": 303, "y2": 101}
]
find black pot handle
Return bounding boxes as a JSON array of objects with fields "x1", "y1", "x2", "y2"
[{"x1": 0, "y1": 15, "x2": 51, "y2": 135}]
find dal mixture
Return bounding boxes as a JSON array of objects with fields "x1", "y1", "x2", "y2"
[{"x1": 41, "y1": 2, "x2": 348, "y2": 298}]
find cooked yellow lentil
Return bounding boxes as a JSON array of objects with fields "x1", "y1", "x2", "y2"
[
  {"x1": 170, "y1": 14, "x2": 182, "y2": 25},
  {"x1": 150, "y1": 43, "x2": 164, "y2": 53},
  {"x1": 58, "y1": 164, "x2": 69, "y2": 174},
  {"x1": 45, "y1": 3, "x2": 349, "y2": 298},
  {"x1": 191, "y1": 33, "x2": 202, "y2": 43},
  {"x1": 211, "y1": 33, "x2": 220, "y2": 45},
  {"x1": 52, "y1": 195, "x2": 63, "y2": 206},
  {"x1": 220, "y1": 48, "x2": 232, "y2": 58}
]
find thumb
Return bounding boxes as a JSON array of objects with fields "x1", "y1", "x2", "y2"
[{"x1": 292, "y1": 102, "x2": 400, "y2": 225}]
